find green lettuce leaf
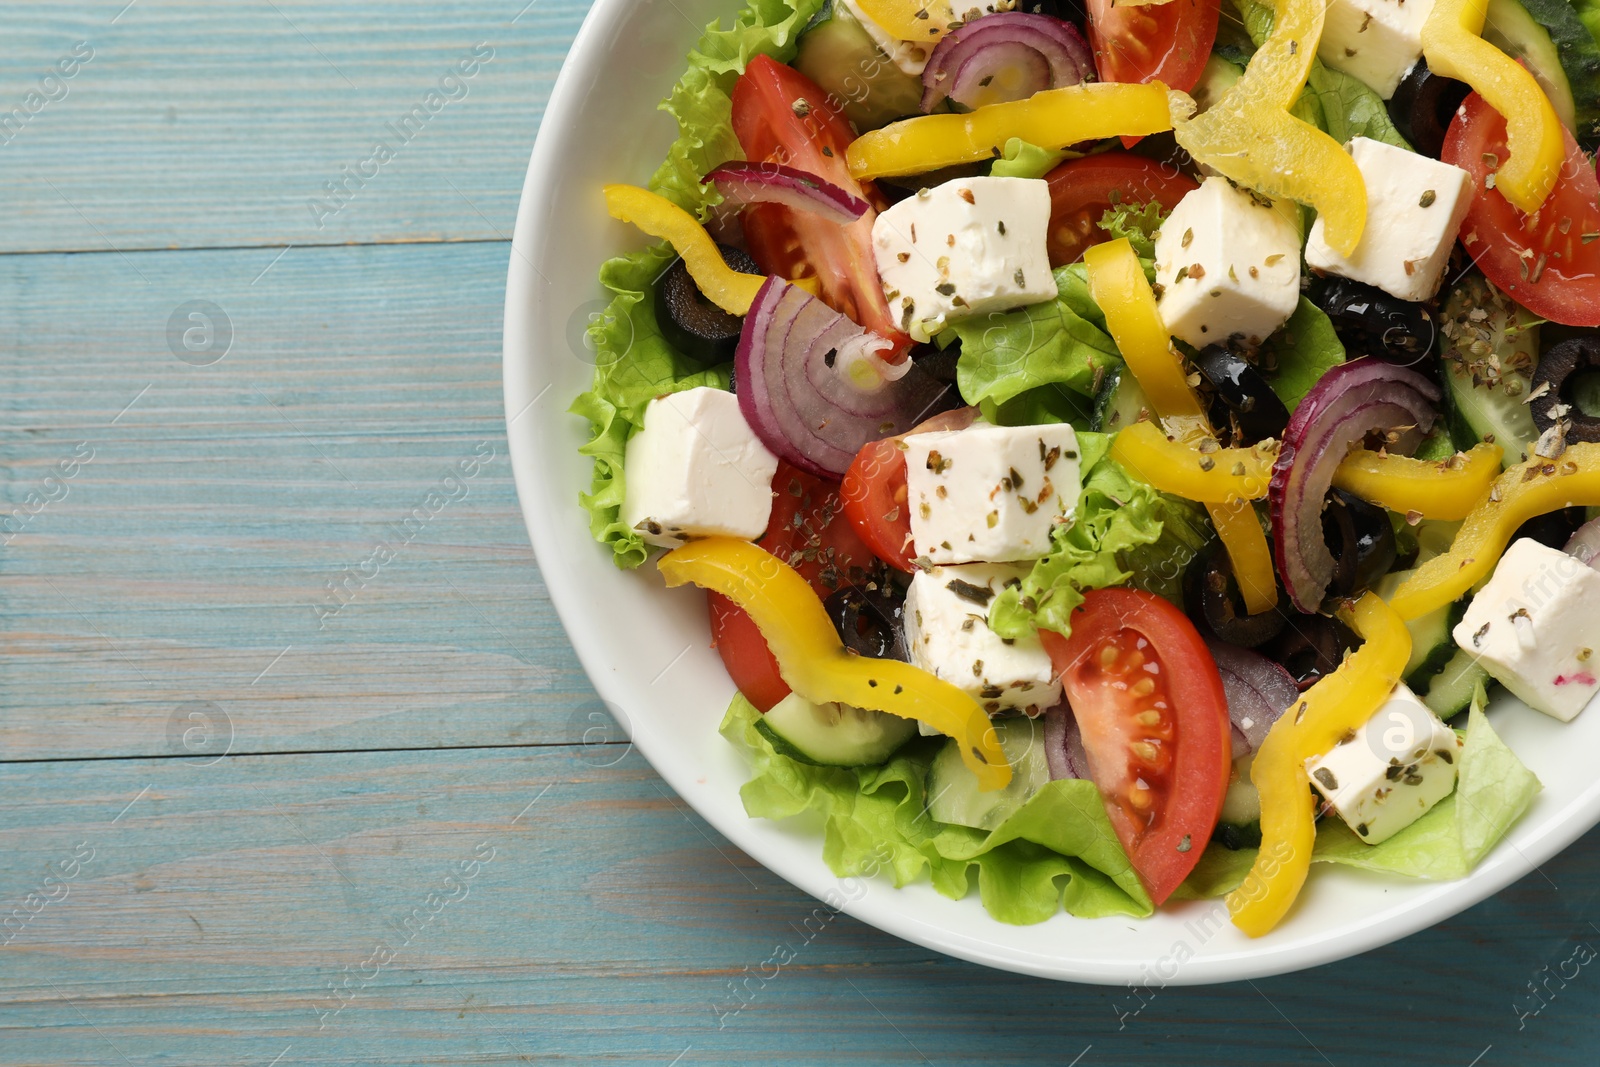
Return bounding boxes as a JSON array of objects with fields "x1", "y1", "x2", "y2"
[
  {"x1": 1262, "y1": 297, "x2": 1346, "y2": 411},
  {"x1": 1097, "y1": 200, "x2": 1167, "y2": 262},
  {"x1": 721, "y1": 694, "x2": 1154, "y2": 923},
  {"x1": 572, "y1": 0, "x2": 823, "y2": 567},
  {"x1": 1178, "y1": 686, "x2": 1542, "y2": 896},
  {"x1": 988, "y1": 444, "x2": 1211, "y2": 639},
  {"x1": 991, "y1": 138, "x2": 1070, "y2": 180},
  {"x1": 950, "y1": 264, "x2": 1123, "y2": 413},
  {"x1": 1583, "y1": 0, "x2": 1600, "y2": 46}
]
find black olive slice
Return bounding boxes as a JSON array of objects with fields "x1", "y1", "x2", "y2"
[
  {"x1": 1193, "y1": 344, "x2": 1291, "y2": 443},
  {"x1": 1307, "y1": 275, "x2": 1438, "y2": 372},
  {"x1": 1511, "y1": 506, "x2": 1587, "y2": 551},
  {"x1": 1321, "y1": 490, "x2": 1397, "y2": 599},
  {"x1": 824, "y1": 585, "x2": 909, "y2": 662},
  {"x1": 1264, "y1": 613, "x2": 1362, "y2": 691},
  {"x1": 1388, "y1": 58, "x2": 1471, "y2": 160},
  {"x1": 1183, "y1": 542, "x2": 1286, "y2": 648},
  {"x1": 1529, "y1": 336, "x2": 1600, "y2": 444},
  {"x1": 654, "y1": 242, "x2": 759, "y2": 366}
]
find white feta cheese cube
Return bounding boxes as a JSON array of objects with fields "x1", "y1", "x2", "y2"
[
  {"x1": 1304, "y1": 137, "x2": 1473, "y2": 303},
  {"x1": 1452, "y1": 538, "x2": 1600, "y2": 721},
  {"x1": 1317, "y1": 0, "x2": 1434, "y2": 100},
  {"x1": 1306, "y1": 682, "x2": 1462, "y2": 845},
  {"x1": 837, "y1": 0, "x2": 1017, "y2": 77},
  {"x1": 872, "y1": 176, "x2": 1056, "y2": 339},
  {"x1": 905, "y1": 563, "x2": 1062, "y2": 717},
  {"x1": 902, "y1": 422, "x2": 1081, "y2": 565},
  {"x1": 621, "y1": 386, "x2": 779, "y2": 548},
  {"x1": 1152, "y1": 177, "x2": 1301, "y2": 349}
]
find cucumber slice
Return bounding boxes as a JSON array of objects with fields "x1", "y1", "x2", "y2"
[
  {"x1": 1414, "y1": 647, "x2": 1492, "y2": 720},
  {"x1": 755, "y1": 693, "x2": 917, "y2": 767},
  {"x1": 1439, "y1": 275, "x2": 1541, "y2": 468},
  {"x1": 1376, "y1": 569, "x2": 1469, "y2": 687},
  {"x1": 1484, "y1": 0, "x2": 1600, "y2": 145},
  {"x1": 925, "y1": 717, "x2": 1050, "y2": 831},
  {"x1": 793, "y1": 6, "x2": 926, "y2": 132},
  {"x1": 1090, "y1": 364, "x2": 1152, "y2": 433},
  {"x1": 1214, "y1": 753, "x2": 1262, "y2": 850},
  {"x1": 1191, "y1": 54, "x2": 1245, "y2": 116}
]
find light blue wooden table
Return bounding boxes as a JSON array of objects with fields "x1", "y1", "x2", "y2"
[{"x1": 3, "y1": 2, "x2": 1599, "y2": 1063}]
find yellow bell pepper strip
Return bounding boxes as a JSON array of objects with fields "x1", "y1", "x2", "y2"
[
  {"x1": 845, "y1": 82, "x2": 1172, "y2": 180},
  {"x1": 854, "y1": 0, "x2": 947, "y2": 42},
  {"x1": 1168, "y1": 0, "x2": 1368, "y2": 256},
  {"x1": 603, "y1": 184, "x2": 772, "y2": 315},
  {"x1": 1421, "y1": 0, "x2": 1563, "y2": 215},
  {"x1": 658, "y1": 537, "x2": 1012, "y2": 790},
  {"x1": 1227, "y1": 592, "x2": 1411, "y2": 937},
  {"x1": 1110, "y1": 421, "x2": 1278, "y2": 503},
  {"x1": 1331, "y1": 443, "x2": 1504, "y2": 522},
  {"x1": 1085, "y1": 238, "x2": 1280, "y2": 614},
  {"x1": 1388, "y1": 442, "x2": 1600, "y2": 620}
]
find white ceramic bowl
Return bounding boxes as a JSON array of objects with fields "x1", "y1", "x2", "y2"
[{"x1": 502, "y1": 0, "x2": 1600, "y2": 984}]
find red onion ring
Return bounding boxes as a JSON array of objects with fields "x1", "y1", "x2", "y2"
[
  {"x1": 1043, "y1": 703, "x2": 1090, "y2": 781},
  {"x1": 1270, "y1": 358, "x2": 1440, "y2": 612},
  {"x1": 1205, "y1": 640, "x2": 1299, "y2": 759},
  {"x1": 735, "y1": 277, "x2": 957, "y2": 477},
  {"x1": 705, "y1": 162, "x2": 868, "y2": 225},
  {"x1": 920, "y1": 12, "x2": 1095, "y2": 113}
]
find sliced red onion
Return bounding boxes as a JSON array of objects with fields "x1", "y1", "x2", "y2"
[
  {"x1": 736, "y1": 277, "x2": 956, "y2": 476},
  {"x1": 1043, "y1": 704, "x2": 1090, "y2": 781},
  {"x1": 920, "y1": 12, "x2": 1094, "y2": 113},
  {"x1": 1206, "y1": 640, "x2": 1299, "y2": 759},
  {"x1": 1565, "y1": 516, "x2": 1600, "y2": 568},
  {"x1": 706, "y1": 162, "x2": 868, "y2": 225},
  {"x1": 1270, "y1": 358, "x2": 1441, "y2": 612}
]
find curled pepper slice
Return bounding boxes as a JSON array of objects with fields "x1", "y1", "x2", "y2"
[
  {"x1": 845, "y1": 82, "x2": 1172, "y2": 180},
  {"x1": 604, "y1": 184, "x2": 772, "y2": 315},
  {"x1": 1086, "y1": 238, "x2": 1279, "y2": 614},
  {"x1": 1110, "y1": 421, "x2": 1278, "y2": 503},
  {"x1": 1169, "y1": 0, "x2": 1367, "y2": 256},
  {"x1": 1227, "y1": 592, "x2": 1411, "y2": 937},
  {"x1": 659, "y1": 537, "x2": 1011, "y2": 790},
  {"x1": 1422, "y1": 0, "x2": 1563, "y2": 215},
  {"x1": 1331, "y1": 443, "x2": 1503, "y2": 521},
  {"x1": 1388, "y1": 442, "x2": 1600, "y2": 620}
]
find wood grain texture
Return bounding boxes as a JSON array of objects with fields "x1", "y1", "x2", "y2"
[
  {"x1": 0, "y1": 1, "x2": 590, "y2": 253},
  {"x1": 1, "y1": 745, "x2": 1598, "y2": 1065},
  {"x1": 0, "y1": 241, "x2": 598, "y2": 760}
]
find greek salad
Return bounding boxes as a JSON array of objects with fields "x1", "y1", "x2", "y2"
[{"x1": 573, "y1": 0, "x2": 1600, "y2": 934}]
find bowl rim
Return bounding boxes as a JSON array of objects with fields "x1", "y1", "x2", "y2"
[{"x1": 501, "y1": 0, "x2": 1600, "y2": 985}]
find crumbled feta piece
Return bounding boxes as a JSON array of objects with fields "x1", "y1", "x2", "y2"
[
  {"x1": 901, "y1": 422, "x2": 1081, "y2": 565},
  {"x1": 1452, "y1": 538, "x2": 1600, "y2": 721},
  {"x1": 1306, "y1": 682, "x2": 1461, "y2": 845},
  {"x1": 1317, "y1": 0, "x2": 1434, "y2": 100},
  {"x1": 872, "y1": 176, "x2": 1056, "y2": 339},
  {"x1": 904, "y1": 562, "x2": 1062, "y2": 717},
  {"x1": 1152, "y1": 177, "x2": 1301, "y2": 349},
  {"x1": 621, "y1": 387, "x2": 779, "y2": 548},
  {"x1": 1304, "y1": 137, "x2": 1473, "y2": 303},
  {"x1": 837, "y1": 0, "x2": 1016, "y2": 77}
]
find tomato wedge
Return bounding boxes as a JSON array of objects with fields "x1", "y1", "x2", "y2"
[
  {"x1": 1087, "y1": 0, "x2": 1221, "y2": 95},
  {"x1": 1040, "y1": 588, "x2": 1231, "y2": 905},
  {"x1": 731, "y1": 55, "x2": 911, "y2": 355},
  {"x1": 709, "y1": 460, "x2": 881, "y2": 711},
  {"x1": 1442, "y1": 91, "x2": 1600, "y2": 327},
  {"x1": 1043, "y1": 152, "x2": 1199, "y2": 265}
]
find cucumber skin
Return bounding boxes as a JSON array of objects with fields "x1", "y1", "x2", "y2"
[
  {"x1": 754, "y1": 700, "x2": 917, "y2": 768},
  {"x1": 1212, "y1": 821, "x2": 1262, "y2": 851},
  {"x1": 1417, "y1": 648, "x2": 1492, "y2": 720},
  {"x1": 1503, "y1": 0, "x2": 1600, "y2": 145}
]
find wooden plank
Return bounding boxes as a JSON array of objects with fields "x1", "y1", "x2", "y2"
[
  {"x1": 0, "y1": 241, "x2": 601, "y2": 761},
  {"x1": 1, "y1": 744, "x2": 1597, "y2": 1064},
  {"x1": 0, "y1": 0, "x2": 595, "y2": 253}
]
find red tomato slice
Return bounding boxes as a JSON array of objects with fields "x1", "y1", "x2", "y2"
[
  {"x1": 1042, "y1": 152, "x2": 1199, "y2": 265},
  {"x1": 709, "y1": 460, "x2": 881, "y2": 711},
  {"x1": 1442, "y1": 91, "x2": 1600, "y2": 327},
  {"x1": 840, "y1": 407, "x2": 980, "y2": 572},
  {"x1": 1040, "y1": 588, "x2": 1231, "y2": 906},
  {"x1": 1087, "y1": 0, "x2": 1220, "y2": 94},
  {"x1": 731, "y1": 55, "x2": 911, "y2": 355}
]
